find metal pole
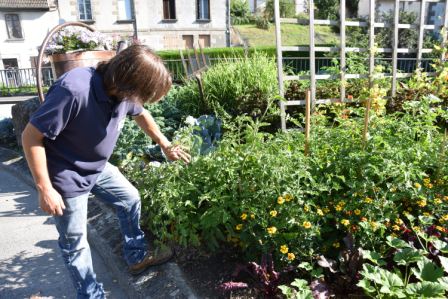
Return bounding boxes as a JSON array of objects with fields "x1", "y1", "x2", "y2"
[{"x1": 131, "y1": 0, "x2": 138, "y2": 39}]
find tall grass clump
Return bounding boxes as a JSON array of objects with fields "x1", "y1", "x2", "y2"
[{"x1": 202, "y1": 53, "x2": 279, "y2": 117}]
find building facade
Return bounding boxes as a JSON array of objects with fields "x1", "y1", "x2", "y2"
[
  {"x1": 0, "y1": 0, "x2": 58, "y2": 69},
  {"x1": 0, "y1": 0, "x2": 229, "y2": 70}
]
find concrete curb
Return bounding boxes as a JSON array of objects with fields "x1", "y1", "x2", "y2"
[{"x1": 0, "y1": 146, "x2": 199, "y2": 299}]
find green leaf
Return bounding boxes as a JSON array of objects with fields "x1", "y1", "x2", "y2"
[
  {"x1": 406, "y1": 282, "x2": 446, "y2": 298},
  {"x1": 357, "y1": 279, "x2": 376, "y2": 293},
  {"x1": 298, "y1": 262, "x2": 313, "y2": 271},
  {"x1": 412, "y1": 260, "x2": 444, "y2": 282},
  {"x1": 438, "y1": 256, "x2": 448, "y2": 274},
  {"x1": 386, "y1": 236, "x2": 412, "y2": 249},
  {"x1": 432, "y1": 240, "x2": 448, "y2": 254},
  {"x1": 291, "y1": 278, "x2": 309, "y2": 289},
  {"x1": 362, "y1": 249, "x2": 386, "y2": 266},
  {"x1": 393, "y1": 248, "x2": 425, "y2": 266}
]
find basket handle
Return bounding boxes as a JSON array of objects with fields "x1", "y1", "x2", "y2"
[{"x1": 36, "y1": 22, "x2": 96, "y2": 103}]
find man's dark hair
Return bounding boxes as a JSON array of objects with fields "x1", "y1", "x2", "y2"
[{"x1": 97, "y1": 45, "x2": 172, "y2": 104}]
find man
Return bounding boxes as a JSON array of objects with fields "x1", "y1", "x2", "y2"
[{"x1": 22, "y1": 45, "x2": 190, "y2": 298}]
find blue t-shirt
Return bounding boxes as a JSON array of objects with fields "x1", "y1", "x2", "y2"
[{"x1": 30, "y1": 67, "x2": 143, "y2": 197}]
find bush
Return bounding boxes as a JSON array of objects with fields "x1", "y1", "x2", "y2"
[
  {"x1": 264, "y1": 0, "x2": 296, "y2": 20},
  {"x1": 255, "y1": 16, "x2": 271, "y2": 30},
  {"x1": 231, "y1": 0, "x2": 252, "y2": 25}
]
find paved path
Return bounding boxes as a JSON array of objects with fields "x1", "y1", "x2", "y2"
[
  {"x1": 0, "y1": 170, "x2": 128, "y2": 299},
  {"x1": 0, "y1": 96, "x2": 35, "y2": 105}
]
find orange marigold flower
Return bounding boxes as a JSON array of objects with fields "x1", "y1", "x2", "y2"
[{"x1": 287, "y1": 252, "x2": 296, "y2": 261}]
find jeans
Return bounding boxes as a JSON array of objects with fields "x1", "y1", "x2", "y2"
[{"x1": 53, "y1": 162, "x2": 147, "y2": 299}]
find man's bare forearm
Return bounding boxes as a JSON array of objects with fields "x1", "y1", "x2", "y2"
[
  {"x1": 133, "y1": 109, "x2": 171, "y2": 149},
  {"x1": 22, "y1": 123, "x2": 53, "y2": 192}
]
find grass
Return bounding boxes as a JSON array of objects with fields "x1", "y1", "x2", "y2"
[{"x1": 234, "y1": 23, "x2": 339, "y2": 46}]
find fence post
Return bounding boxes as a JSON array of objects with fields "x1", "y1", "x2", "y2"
[
  {"x1": 340, "y1": 0, "x2": 346, "y2": 102},
  {"x1": 305, "y1": 90, "x2": 311, "y2": 155},
  {"x1": 274, "y1": 0, "x2": 287, "y2": 131},
  {"x1": 309, "y1": 0, "x2": 316, "y2": 109},
  {"x1": 391, "y1": 0, "x2": 399, "y2": 97},
  {"x1": 417, "y1": 0, "x2": 426, "y2": 69}
]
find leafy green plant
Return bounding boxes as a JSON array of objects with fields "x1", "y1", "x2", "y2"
[{"x1": 231, "y1": 0, "x2": 252, "y2": 25}]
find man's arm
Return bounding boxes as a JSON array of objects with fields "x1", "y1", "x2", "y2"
[
  {"x1": 22, "y1": 123, "x2": 65, "y2": 216},
  {"x1": 133, "y1": 110, "x2": 190, "y2": 163}
]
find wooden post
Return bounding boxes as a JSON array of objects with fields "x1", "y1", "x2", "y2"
[
  {"x1": 391, "y1": 0, "x2": 399, "y2": 97},
  {"x1": 309, "y1": 0, "x2": 316, "y2": 109},
  {"x1": 340, "y1": 0, "x2": 346, "y2": 102},
  {"x1": 363, "y1": 98, "x2": 371, "y2": 146},
  {"x1": 305, "y1": 90, "x2": 311, "y2": 155}
]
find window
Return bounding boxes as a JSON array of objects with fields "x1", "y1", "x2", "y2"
[
  {"x1": 197, "y1": 0, "x2": 210, "y2": 20},
  {"x1": 118, "y1": 0, "x2": 133, "y2": 20},
  {"x1": 163, "y1": 0, "x2": 176, "y2": 20},
  {"x1": 5, "y1": 14, "x2": 23, "y2": 39},
  {"x1": 77, "y1": 0, "x2": 93, "y2": 21}
]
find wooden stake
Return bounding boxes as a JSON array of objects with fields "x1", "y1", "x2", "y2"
[
  {"x1": 305, "y1": 90, "x2": 311, "y2": 155},
  {"x1": 363, "y1": 98, "x2": 371, "y2": 146}
]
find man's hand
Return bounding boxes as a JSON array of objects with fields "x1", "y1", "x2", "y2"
[
  {"x1": 161, "y1": 144, "x2": 191, "y2": 163},
  {"x1": 38, "y1": 186, "x2": 66, "y2": 216}
]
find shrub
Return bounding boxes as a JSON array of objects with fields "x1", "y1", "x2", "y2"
[
  {"x1": 255, "y1": 16, "x2": 271, "y2": 30},
  {"x1": 231, "y1": 0, "x2": 252, "y2": 25},
  {"x1": 264, "y1": 0, "x2": 296, "y2": 19}
]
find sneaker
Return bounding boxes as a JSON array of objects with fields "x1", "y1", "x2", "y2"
[{"x1": 128, "y1": 244, "x2": 174, "y2": 275}]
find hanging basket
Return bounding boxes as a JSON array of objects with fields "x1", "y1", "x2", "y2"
[{"x1": 49, "y1": 50, "x2": 115, "y2": 78}]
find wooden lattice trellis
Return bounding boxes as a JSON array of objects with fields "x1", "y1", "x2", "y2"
[{"x1": 274, "y1": 0, "x2": 448, "y2": 131}]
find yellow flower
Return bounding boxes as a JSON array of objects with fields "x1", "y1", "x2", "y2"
[
  {"x1": 333, "y1": 241, "x2": 340, "y2": 248},
  {"x1": 236, "y1": 224, "x2": 243, "y2": 231},
  {"x1": 267, "y1": 226, "x2": 277, "y2": 234},
  {"x1": 361, "y1": 217, "x2": 368, "y2": 222},
  {"x1": 370, "y1": 221, "x2": 379, "y2": 230},
  {"x1": 364, "y1": 197, "x2": 373, "y2": 204},
  {"x1": 280, "y1": 245, "x2": 289, "y2": 254},
  {"x1": 390, "y1": 187, "x2": 397, "y2": 193},
  {"x1": 270, "y1": 210, "x2": 278, "y2": 217},
  {"x1": 304, "y1": 205, "x2": 310, "y2": 212},
  {"x1": 317, "y1": 209, "x2": 324, "y2": 216},
  {"x1": 414, "y1": 183, "x2": 421, "y2": 189},
  {"x1": 302, "y1": 221, "x2": 312, "y2": 229},
  {"x1": 354, "y1": 209, "x2": 361, "y2": 216},
  {"x1": 413, "y1": 226, "x2": 421, "y2": 232},
  {"x1": 284, "y1": 194, "x2": 293, "y2": 202},
  {"x1": 341, "y1": 219, "x2": 350, "y2": 226},
  {"x1": 436, "y1": 226, "x2": 447, "y2": 233},
  {"x1": 335, "y1": 205, "x2": 343, "y2": 212},
  {"x1": 277, "y1": 196, "x2": 285, "y2": 205},
  {"x1": 323, "y1": 207, "x2": 330, "y2": 213},
  {"x1": 417, "y1": 199, "x2": 427, "y2": 207},
  {"x1": 240, "y1": 213, "x2": 248, "y2": 221},
  {"x1": 435, "y1": 198, "x2": 442, "y2": 205},
  {"x1": 423, "y1": 212, "x2": 430, "y2": 216},
  {"x1": 250, "y1": 213, "x2": 255, "y2": 219},
  {"x1": 423, "y1": 178, "x2": 430, "y2": 184},
  {"x1": 287, "y1": 252, "x2": 295, "y2": 261},
  {"x1": 444, "y1": 196, "x2": 448, "y2": 202},
  {"x1": 442, "y1": 214, "x2": 448, "y2": 221},
  {"x1": 427, "y1": 183, "x2": 433, "y2": 189},
  {"x1": 392, "y1": 224, "x2": 401, "y2": 231},
  {"x1": 338, "y1": 200, "x2": 346, "y2": 206},
  {"x1": 395, "y1": 218, "x2": 403, "y2": 225}
]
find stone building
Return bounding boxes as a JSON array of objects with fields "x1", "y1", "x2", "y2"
[{"x1": 0, "y1": 0, "x2": 229, "y2": 69}]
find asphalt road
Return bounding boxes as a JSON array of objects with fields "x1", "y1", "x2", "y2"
[{"x1": 0, "y1": 169, "x2": 128, "y2": 299}]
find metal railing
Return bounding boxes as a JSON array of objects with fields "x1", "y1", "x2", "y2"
[{"x1": 0, "y1": 67, "x2": 54, "y2": 96}]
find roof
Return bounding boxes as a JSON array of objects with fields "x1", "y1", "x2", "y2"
[{"x1": 0, "y1": 0, "x2": 56, "y2": 10}]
